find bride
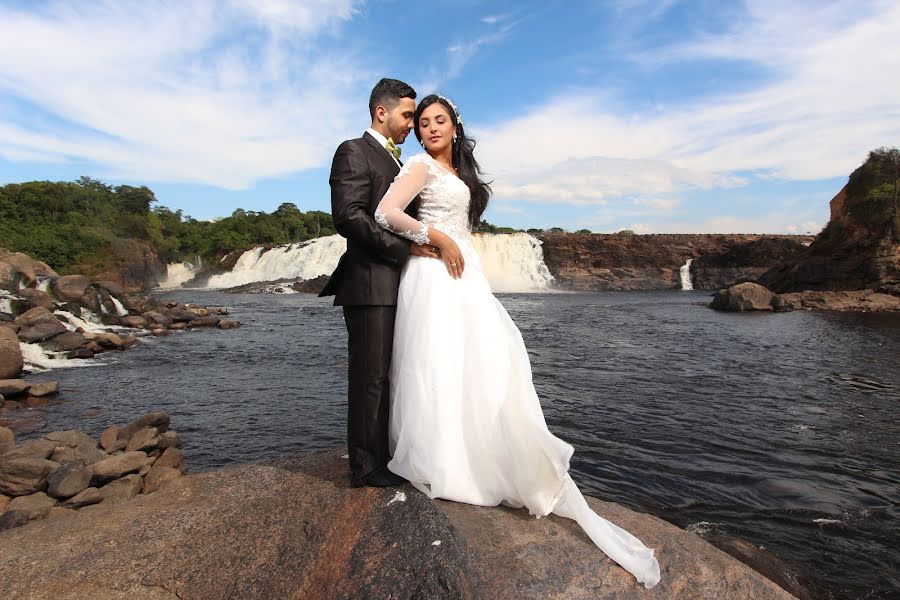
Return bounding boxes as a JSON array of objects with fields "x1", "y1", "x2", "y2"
[{"x1": 374, "y1": 94, "x2": 661, "y2": 589}]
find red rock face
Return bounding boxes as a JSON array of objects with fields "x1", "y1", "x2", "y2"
[{"x1": 538, "y1": 233, "x2": 811, "y2": 291}]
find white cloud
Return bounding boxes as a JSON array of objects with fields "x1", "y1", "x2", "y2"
[
  {"x1": 475, "y1": 0, "x2": 900, "y2": 222},
  {"x1": 0, "y1": 1, "x2": 365, "y2": 188}
]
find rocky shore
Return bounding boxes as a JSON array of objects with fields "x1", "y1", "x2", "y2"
[
  {"x1": 0, "y1": 446, "x2": 802, "y2": 599},
  {"x1": 0, "y1": 411, "x2": 185, "y2": 532}
]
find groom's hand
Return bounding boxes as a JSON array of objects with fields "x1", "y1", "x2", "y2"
[{"x1": 410, "y1": 243, "x2": 441, "y2": 259}]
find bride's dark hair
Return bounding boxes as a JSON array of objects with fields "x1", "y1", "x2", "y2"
[{"x1": 414, "y1": 94, "x2": 491, "y2": 227}]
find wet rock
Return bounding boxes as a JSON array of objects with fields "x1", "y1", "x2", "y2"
[
  {"x1": 52, "y1": 275, "x2": 92, "y2": 303},
  {"x1": 99, "y1": 473, "x2": 144, "y2": 503},
  {"x1": 89, "y1": 451, "x2": 147, "y2": 483},
  {"x1": 4, "y1": 438, "x2": 57, "y2": 459},
  {"x1": 217, "y1": 319, "x2": 240, "y2": 329},
  {"x1": 16, "y1": 288, "x2": 55, "y2": 310},
  {"x1": 121, "y1": 315, "x2": 147, "y2": 328},
  {"x1": 777, "y1": 289, "x2": 900, "y2": 312},
  {"x1": 120, "y1": 335, "x2": 139, "y2": 349},
  {"x1": 46, "y1": 462, "x2": 92, "y2": 499},
  {"x1": 151, "y1": 329, "x2": 171, "y2": 337},
  {"x1": 58, "y1": 302, "x2": 82, "y2": 317},
  {"x1": 142, "y1": 465, "x2": 183, "y2": 494},
  {"x1": 29, "y1": 381, "x2": 60, "y2": 397},
  {"x1": 141, "y1": 311, "x2": 173, "y2": 327},
  {"x1": 167, "y1": 307, "x2": 198, "y2": 322},
  {"x1": 41, "y1": 330, "x2": 86, "y2": 352},
  {"x1": 67, "y1": 348, "x2": 95, "y2": 359},
  {"x1": 95, "y1": 332, "x2": 124, "y2": 349},
  {"x1": 119, "y1": 412, "x2": 170, "y2": 440},
  {"x1": 0, "y1": 379, "x2": 30, "y2": 397},
  {"x1": 0, "y1": 327, "x2": 23, "y2": 379},
  {"x1": 169, "y1": 322, "x2": 188, "y2": 331},
  {"x1": 92, "y1": 280, "x2": 126, "y2": 299},
  {"x1": 190, "y1": 315, "x2": 220, "y2": 327},
  {"x1": 0, "y1": 457, "x2": 59, "y2": 495},
  {"x1": 707, "y1": 536, "x2": 816, "y2": 600},
  {"x1": 710, "y1": 282, "x2": 776, "y2": 311},
  {"x1": 60, "y1": 486, "x2": 102, "y2": 509},
  {"x1": 14, "y1": 306, "x2": 68, "y2": 342},
  {"x1": 125, "y1": 427, "x2": 160, "y2": 452}
]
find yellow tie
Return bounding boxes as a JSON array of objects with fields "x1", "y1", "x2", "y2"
[{"x1": 385, "y1": 138, "x2": 401, "y2": 160}]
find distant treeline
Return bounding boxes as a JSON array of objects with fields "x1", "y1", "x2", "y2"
[{"x1": 0, "y1": 176, "x2": 335, "y2": 273}]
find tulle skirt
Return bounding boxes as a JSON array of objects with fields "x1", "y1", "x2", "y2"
[{"x1": 387, "y1": 237, "x2": 660, "y2": 589}]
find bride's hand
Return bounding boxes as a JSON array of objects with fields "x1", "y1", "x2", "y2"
[{"x1": 430, "y1": 229, "x2": 465, "y2": 279}]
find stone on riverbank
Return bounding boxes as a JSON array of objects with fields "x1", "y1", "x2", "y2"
[
  {"x1": 51, "y1": 275, "x2": 92, "y2": 303},
  {"x1": 710, "y1": 282, "x2": 775, "y2": 311},
  {"x1": 7, "y1": 491, "x2": 56, "y2": 519},
  {"x1": 0, "y1": 327, "x2": 24, "y2": 379},
  {"x1": 0, "y1": 457, "x2": 58, "y2": 496},
  {"x1": 28, "y1": 381, "x2": 60, "y2": 398},
  {"x1": 60, "y1": 487, "x2": 102, "y2": 509},
  {"x1": 89, "y1": 451, "x2": 147, "y2": 483},
  {"x1": 46, "y1": 463, "x2": 92, "y2": 499},
  {"x1": 98, "y1": 473, "x2": 143, "y2": 503},
  {"x1": 0, "y1": 449, "x2": 796, "y2": 599}
]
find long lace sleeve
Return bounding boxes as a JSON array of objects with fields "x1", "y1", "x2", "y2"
[{"x1": 375, "y1": 156, "x2": 434, "y2": 245}]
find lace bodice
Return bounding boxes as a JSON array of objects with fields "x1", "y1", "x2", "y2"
[{"x1": 375, "y1": 153, "x2": 472, "y2": 245}]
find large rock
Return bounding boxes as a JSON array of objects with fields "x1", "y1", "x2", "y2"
[
  {"x1": 142, "y1": 465, "x2": 183, "y2": 494},
  {"x1": 0, "y1": 379, "x2": 30, "y2": 397},
  {"x1": 0, "y1": 327, "x2": 23, "y2": 379},
  {"x1": 118, "y1": 412, "x2": 170, "y2": 441},
  {"x1": 14, "y1": 306, "x2": 67, "y2": 343},
  {"x1": 0, "y1": 450, "x2": 795, "y2": 599},
  {"x1": 98, "y1": 474, "x2": 143, "y2": 503},
  {"x1": 15, "y1": 288, "x2": 55, "y2": 311},
  {"x1": 3, "y1": 438, "x2": 56, "y2": 459},
  {"x1": 0, "y1": 261, "x2": 16, "y2": 290},
  {"x1": 0, "y1": 457, "x2": 59, "y2": 495},
  {"x1": 125, "y1": 427, "x2": 160, "y2": 452},
  {"x1": 0, "y1": 427, "x2": 13, "y2": 455},
  {"x1": 41, "y1": 331, "x2": 86, "y2": 352},
  {"x1": 776, "y1": 289, "x2": 900, "y2": 312},
  {"x1": 166, "y1": 307, "x2": 198, "y2": 322},
  {"x1": 709, "y1": 282, "x2": 776, "y2": 311},
  {"x1": 46, "y1": 462, "x2": 92, "y2": 499},
  {"x1": 141, "y1": 311, "x2": 173, "y2": 327},
  {"x1": 89, "y1": 451, "x2": 147, "y2": 483},
  {"x1": 92, "y1": 280, "x2": 126, "y2": 299},
  {"x1": 7, "y1": 491, "x2": 57, "y2": 519},
  {"x1": 51, "y1": 275, "x2": 92, "y2": 303},
  {"x1": 60, "y1": 486, "x2": 102, "y2": 509},
  {"x1": 28, "y1": 381, "x2": 60, "y2": 397},
  {"x1": 49, "y1": 444, "x2": 106, "y2": 466},
  {"x1": 45, "y1": 430, "x2": 96, "y2": 448},
  {"x1": 0, "y1": 251, "x2": 57, "y2": 287}
]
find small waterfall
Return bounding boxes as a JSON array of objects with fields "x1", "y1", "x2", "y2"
[
  {"x1": 110, "y1": 296, "x2": 129, "y2": 316},
  {"x1": 205, "y1": 235, "x2": 347, "y2": 289},
  {"x1": 0, "y1": 297, "x2": 12, "y2": 314},
  {"x1": 680, "y1": 258, "x2": 694, "y2": 291},
  {"x1": 158, "y1": 261, "x2": 203, "y2": 289},
  {"x1": 37, "y1": 278, "x2": 52, "y2": 293},
  {"x1": 472, "y1": 233, "x2": 554, "y2": 293},
  {"x1": 20, "y1": 342, "x2": 96, "y2": 371},
  {"x1": 55, "y1": 309, "x2": 109, "y2": 333}
]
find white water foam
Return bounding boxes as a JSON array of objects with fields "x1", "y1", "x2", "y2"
[
  {"x1": 473, "y1": 233, "x2": 554, "y2": 293},
  {"x1": 205, "y1": 235, "x2": 347, "y2": 289},
  {"x1": 36, "y1": 278, "x2": 52, "y2": 293},
  {"x1": 158, "y1": 261, "x2": 202, "y2": 289},
  {"x1": 55, "y1": 310, "x2": 109, "y2": 334},
  {"x1": 110, "y1": 296, "x2": 129, "y2": 316},
  {"x1": 680, "y1": 258, "x2": 694, "y2": 291},
  {"x1": 20, "y1": 342, "x2": 97, "y2": 370},
  {"x1": 0, "y1": 297, "x2": 12, "y2": 314}
]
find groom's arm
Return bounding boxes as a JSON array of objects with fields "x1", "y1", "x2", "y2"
[{"x1": 330, "y1": 140, "x2": 411, "y2": 264}]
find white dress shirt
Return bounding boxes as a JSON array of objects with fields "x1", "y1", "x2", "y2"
[{"x1": 366, "y1": 128, "x2": 402, "y2": 168}]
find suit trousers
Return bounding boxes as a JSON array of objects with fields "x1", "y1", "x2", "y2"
[{"x1": 342, "y1": 305, "x2": 396, "y2": 482}]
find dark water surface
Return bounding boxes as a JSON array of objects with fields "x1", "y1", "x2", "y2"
[{"x1": 16, "y1": 290, "x2": 900, "y2": 599}]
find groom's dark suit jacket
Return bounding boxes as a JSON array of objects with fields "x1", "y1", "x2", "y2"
[{"x1": 319, "y1": 131, "x2": 415, "y2": 305}]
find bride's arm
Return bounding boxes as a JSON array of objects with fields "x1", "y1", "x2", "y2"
[{"x1": 375, "y1": 159, "x2": 465, "y2": 277}]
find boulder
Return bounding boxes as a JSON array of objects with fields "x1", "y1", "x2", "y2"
[
  {"x1": 121, "y1": 315, "x2": 148, "y2": 329},
  {"x1": 89, "y1": 451, "x2": 147, "y2": 483},
  {"x1": 0, "y1": 426, "x2": 13, "y2": 455},
  {"x1": 58, "y1": 302, "x2": 82, "y2": 317},
  {"x1": 125, "y1": 427, "x2": 160, "y2": 452},
  {"x1": 92, "y1": 280, "x2": 126, "y2": 299},
  {"x1": 217, "y1": 319, "x2": 241, "y2": 329},
  {"x1": 14, "y1": 306, "x2": 68, "y2": 343},
  {"x1": 41, "y1": 331, "x2": 86, "y2": 352},
  {"x1": 119, "y1": 412, "x2": 170, "y2": 441},
  {"x1": 0, "y1": 449, "x2": 796, "y2": 599},
  {"x1": 158, "y1": 430, "x2": 181, "y2": 449},
  {"x1": 8, "y1": 491, "x2": 57, "y2": 519},
  {"x1": 98, "y1": 473, "x2": 144, "y2": 503},
  {"x1": 190, "y1": 315, "x2": 220, "y2": 327},
  {"x1": 60, "y1": 486, "x2": 103, "y2": 509},
  {"x1": 120, "y1": 335, "x2": 139, "y2": 349},
  {"x1": 99, "y1": 426, "x2": 120, "y2": 451},
  {"x1": 3, "y1": 437, "x2": 57, "y2": 459},
  {"x1": 44, "y1": 430, "x2": 96, "y2": 448},
  {"x1": 166, "y1": 307, "x2": 199, "y2": 322},
  {"x1": 16, "y1": 288, "x2": 55, "y2": 310},
  {"x1": 141, "y1": 311, "x2": 173, "y2": 327},
  {"x1": 0, "y1": 327, "x2": 23, "y2": 379},
  {"x1": 67, "y1": 348, "x2": 95, "y2": 360},
  {"x1": 0, "y1": 261, "x2": 16, "y2": 290},
  {"x1": 710, "y1": 282, "x2": 776, "y2": 311},
  {"x1": 142, "y1": 466, "x2": 182, "y2": 494},
  {"x1": 49, "y1": 444, "x2": 107, "y2": 466},
  {"x1": 154, "y1": 447, "x2": 185, "y2": 470},
  {"x1": 0, "y1": 252, "x2": 57, "y2": 287},
  {"x1": 52, "y1": 275, "x2": 92, "y2": 303},
  {"x1": 169, "y1": 322, "x2": 188, "y2": 331},
  {"x1": 95, "y1": 332, "x2": 124, "y2": 349},
  {"x1": 46, "y1": 462, "x2": 92, "y2": 499},
  {"x1": 0, "y1": 457, "x2": 59, "y2": 495},
  {"x1": 29, "y1": 381, "x2": 60, "y2": 397},
  {"x1": 0, "y1": 379, "x2": 30, "y2": 397}
]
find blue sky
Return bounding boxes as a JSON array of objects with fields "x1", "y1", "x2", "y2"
[{"x1": 1, "y1": 0, "x2": 898, "y2": 234}]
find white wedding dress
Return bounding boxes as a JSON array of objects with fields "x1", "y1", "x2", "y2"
[{"x1": 374, "y1": 152, "x2": 660, "y2": 589}]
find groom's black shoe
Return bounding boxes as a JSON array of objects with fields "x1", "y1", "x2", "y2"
[{"x1": 351, "y1": 466, "x2": 407, "y2": 488}]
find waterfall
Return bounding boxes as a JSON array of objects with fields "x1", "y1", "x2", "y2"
[
  {"x1": 158, "y1": 261, "x2": 202, "y2": 289},
  {"x1": 110, "y1": 296, "x2": 129, "y2": 316},
  {"x1": 54, "y1": 309, "x2": 113, "y2": 333},
  {"x1": 20, "y1": 342, "x2": 96, "y2": 371},
  {"x1": 472, "y1": 233, "x2": 554, "y2": 293},
  {"x1": 202, "y1": 233, "x2": 554, "y2": 293},
  {"x1": 205, "y1": 235, "x2": 347, "y2": 289},
  {"x1": 680, "y1": 258, "x2": 694, "y2": 290}
]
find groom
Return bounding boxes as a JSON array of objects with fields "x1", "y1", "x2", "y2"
[{"x1": 320, "y1": 78, "x2": 439, "y2": 488}]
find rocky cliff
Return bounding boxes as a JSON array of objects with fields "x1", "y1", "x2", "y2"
[
  {"x1": 0, "y1": 449, "x2": 798, "y2": 599},
  {"x1": 758, "y1": 152, "x2": 900, "y2": 294},
  {"x1": 538, "y1": 233, "x2": 811, "y2": 291}
]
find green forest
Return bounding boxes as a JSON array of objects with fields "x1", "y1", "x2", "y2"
[{"x1": 0, "y1": 176, "x2": 336, "y2": 273}]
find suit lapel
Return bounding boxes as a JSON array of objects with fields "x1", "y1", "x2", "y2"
[{"x1": 363, "y1": 132, "x2": 401, "y2": 177}]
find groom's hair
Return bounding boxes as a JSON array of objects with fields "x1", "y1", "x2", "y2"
[{"x1": 369, "y1": 78, "x2": 417, "y2": 119}]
